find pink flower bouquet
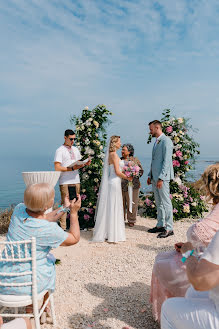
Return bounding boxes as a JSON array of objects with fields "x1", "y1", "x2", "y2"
[
  {"x1": 123, "y1": 161, "x2": 140, "y2": 214},
  {"x1": 123, "y1": 161, "x2": 140, "y2": 178}
]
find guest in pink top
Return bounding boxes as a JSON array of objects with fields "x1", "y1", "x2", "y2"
[{"x1": 150, "y1": 163, "x2": 219, "y2": 322}]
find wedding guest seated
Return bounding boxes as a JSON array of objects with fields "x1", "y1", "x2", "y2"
[
  {"x1": 121, "y1": 143, "x2": 144, "y2": 227},
  {"x1": 161, "y1": 233, "x2": 219, "y2": 329},
  {"x1": 0, "y1": 315, "x2": 32, "y2": 329},
  {"x1": 150, "y1": 163, "x2": 219, "y2": 321},
  {"x1": 0, "y1": 183, "x2": 80, "y2": 320}
]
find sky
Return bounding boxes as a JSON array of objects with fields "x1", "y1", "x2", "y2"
[{"x1": 1, "y1": 0, "x2": 219, "y2": 160}]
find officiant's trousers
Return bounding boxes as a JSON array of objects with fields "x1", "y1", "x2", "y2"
[
  {"x1": 59, "y1": 183, "x2": 80, "y2": 230},
  {"x1": 122, "y1": 188, "x2": 139, "y2": 223},
  {"x1": 152, "y1": 180, "x2": 173, "y2": 231}
]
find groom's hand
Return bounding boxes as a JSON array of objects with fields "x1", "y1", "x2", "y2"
[
  {"x1": 156, "y1": 179, "x2": 163, "y2": 189},
  {"x1": 147, "y1": 177, "x2": 151, "y2": 185}
]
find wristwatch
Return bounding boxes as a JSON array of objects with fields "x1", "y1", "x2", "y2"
[
  {"x1": 181, "y1": 249, "x2": 194, "y2": 263},
  {"x1": 57, "y1": 206, "x2": 70, "y2": 214}
]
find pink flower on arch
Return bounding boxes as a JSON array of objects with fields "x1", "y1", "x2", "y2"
[
  {"x1": 166, "y1": 126, "x2": 173, "y2": 133},
  {"x1": 173, "y1": 208, "x2": 178, "y2": 213},
  {"x1": 173, "y1": 160, "x2": 180, "y2": 167},
  {"x1": 175, "y1": 150, "x2": 182, "y2": 157},
  {"x1": 184, "y1": 161, "x2": 189, "y2": 165},
  {"x1": 169, "y1": 194, "x2": 173, "y2": 200},
  {"x1": 88, "y1": 208, "x2": 94, "y2": 214},
  {"x1": 81, "y1": 194, "x2": 87, "y2": 201},
  {"x1": 84, "y1": 214, "x2": 90, "y2": 221},
  {"x1": 145, "y1": 198, "x2": 152, "y2": 206}
]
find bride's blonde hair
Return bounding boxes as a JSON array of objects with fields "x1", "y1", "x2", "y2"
[
  {"x1": 201, "y1": 163, "x2": 219, "y2": 205},
  {"x1": 109, "y1": 135, "x2": 120, "y2": 152}
]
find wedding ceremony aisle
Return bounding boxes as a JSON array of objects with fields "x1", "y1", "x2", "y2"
[
  {"x1": 0, "y1": 216, "x2": 194, "y2": 329},
  {"x1": 45, "y1": 216, "x2": 193, "y2": 329}
]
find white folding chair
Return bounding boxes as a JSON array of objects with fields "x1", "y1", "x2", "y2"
[{"x1": 0, "y1": 237, "x2": 56, "y2": 329}]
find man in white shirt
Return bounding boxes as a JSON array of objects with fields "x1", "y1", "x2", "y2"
[{"x1": 54, "y1": 129, "x2": 90, "y2": 230}]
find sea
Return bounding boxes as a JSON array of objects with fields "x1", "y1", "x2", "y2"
[{"x1": 0, "y1": 155, "x2": 217, "y2": 210}]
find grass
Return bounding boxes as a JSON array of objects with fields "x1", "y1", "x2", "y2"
[{"x1": 0, "y1": 206, "x2": 14, "y2": 234}]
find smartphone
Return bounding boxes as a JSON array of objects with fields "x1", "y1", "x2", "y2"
[{"x1": 68, "y1": 185, "x2": 77, "y2": 201}]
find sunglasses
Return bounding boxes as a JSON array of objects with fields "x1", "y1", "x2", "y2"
[{"x1": 69, "y1": 138, "x2": 75, "y2": 141}]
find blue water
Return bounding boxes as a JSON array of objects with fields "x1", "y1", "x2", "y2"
[{"x1": 0, "y1": 155, "x2": 217, "y2": 209}]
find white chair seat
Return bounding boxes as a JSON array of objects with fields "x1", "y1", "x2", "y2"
[
  {"x1": 0, "y1": 290, "x2": 47, "y2": 307},
  {"x1": 0, "y1": 238, "x2": 56, "y2": 328}
]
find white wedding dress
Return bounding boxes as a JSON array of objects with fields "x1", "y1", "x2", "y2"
[{"x1": 92, "y1": 149, "x2": 126, "y2": 243}]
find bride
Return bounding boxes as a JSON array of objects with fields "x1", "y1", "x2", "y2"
[{"x1": 92, "y1": 135, "x2": 132, "y2": 243}]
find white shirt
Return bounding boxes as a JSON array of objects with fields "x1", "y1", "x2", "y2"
[
  {"x1": 201, "y1": 230, "x2": 219, "y2": 313},
  {"x1": 153, "y1": 133, "x2": 164, "y2": 150},
  {"x1": 54, "y1": 145, "x2": 81, "y2": 185}
]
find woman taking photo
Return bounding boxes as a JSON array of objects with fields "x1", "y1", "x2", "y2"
[{"x1": 0, "y1": 183, "x2": 81, "y2": 324}]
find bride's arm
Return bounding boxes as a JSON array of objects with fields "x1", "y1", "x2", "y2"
[{"x1": 110, "y1": 153, "x2": 132, "y2": 180}]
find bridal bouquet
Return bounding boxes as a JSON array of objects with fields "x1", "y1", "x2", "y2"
[
  {"x1": 123, "y1": 161, "x2": 140, "y2": 213},
  {"x1": 123, "y1": 161, "x2": 140, "y2": 178}
]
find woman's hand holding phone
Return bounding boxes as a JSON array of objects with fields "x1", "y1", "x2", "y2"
[
  {"x1": 69, "y1": 194, "x2": 81, "y2": 213},
  {"x1": 64, "y1": 195, "x2": 71, "y2": 208}
]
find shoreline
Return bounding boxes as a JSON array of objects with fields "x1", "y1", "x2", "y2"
[{"x1": 0, "y1": 157, "x2": 217, "y2": 210}]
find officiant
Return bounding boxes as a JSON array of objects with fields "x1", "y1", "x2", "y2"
[
  {"x1": 121, "y1": 143, "x2": 144, "y2": 227},
  {"x1": 54, "y1": 129, "x2": 91, "y2": 230}
]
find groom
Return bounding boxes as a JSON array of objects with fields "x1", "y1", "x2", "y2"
[{"x1": 147, "y1": 120, "x2": 174, "y2": 238}]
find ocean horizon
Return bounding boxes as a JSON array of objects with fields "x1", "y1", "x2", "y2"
[{"x1": 0, "y1": 155, "x2": 218, "y2": 210}]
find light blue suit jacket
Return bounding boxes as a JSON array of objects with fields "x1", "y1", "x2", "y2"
[{"x1": 148, "y1": 134, "x2": 174, "y2": 182}]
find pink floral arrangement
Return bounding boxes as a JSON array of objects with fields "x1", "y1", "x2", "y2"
[
  {"x1": 172, "y1": 160, "x2": 180, "y2": 167},
  {"x1": 123, "y1": 161, "x2": 140, "y2": 178},
  {"x1": 88, "y1": 208, "x2": 94, "y2": 214},
  {"x1": 145, "y1": 198, "x2": 152, "y2": 206},
  {"x1": 175, "y1": 150, "x2": 182, "y2": 157},
  {"x1": 166, "y1": 126, "x2": 173, "y2": 133},
  {"x1": 84, "y1": 214, "x2": 90, "y2": 220},
  {"x1": 81, "y1": 194, "x2": 87, "y2": 201}
]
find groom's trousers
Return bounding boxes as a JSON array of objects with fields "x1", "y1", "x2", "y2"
[{"x1": 152, "y1": 179, "x2": 173, "y2": 231}]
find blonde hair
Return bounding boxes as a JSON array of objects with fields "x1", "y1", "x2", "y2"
[
  {"x1": 109, "y1": 135, "x2": 120, "y2": 152},
  {"x1": 24, "y1": 183, "x2": 55, "y2": 212},
  {"x1": 201, "y1": 163, "x2": 219, "y2": 205}
]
